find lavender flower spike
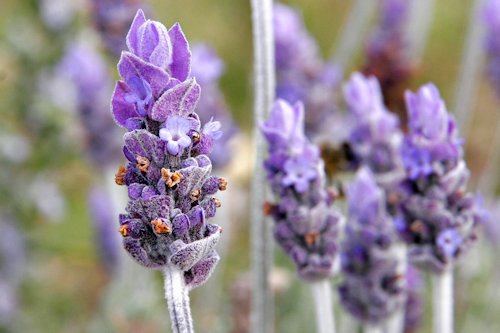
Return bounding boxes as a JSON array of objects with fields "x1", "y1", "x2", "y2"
[
  {"x1": 112, "y1": 9, "x2": 226, "y2": 333},
  {"x1": 262, "y1": 100, "x2": 341, "y2": 281},
  {"x1": 338, "y1": 168, "x2": 406, "y2": 327},
  {"x1": 397, "y1": 83, "x2": 483, "y2": 273},
  {"x1": 344, "y1": 72, "x2": 405, "y2": 187},
  {"x1": 397, "y1": 83, "x2": 486, "y2": 333},
  {"x1": 262, "y1": 99, "x2": 341, "y2": 333}
]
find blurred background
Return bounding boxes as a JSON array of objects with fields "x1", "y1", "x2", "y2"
[{"x1": 0, "y1": 0, "x2": 499, "y2": 332}]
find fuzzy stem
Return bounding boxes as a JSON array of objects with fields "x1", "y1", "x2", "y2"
[
  {"x1": 310, "y1": 279, "x2": 335, "y2": 333},
  {"x1": 432, "y1": 269, "x2": 454, "y2": 333},
  {"x1": 163, "y1": 265, "x2": 194, "y2": 333},
  {"x1": 363, "y1": 323, "x2": 383, "y2": 333},
  {"x1": 249, "y1": 0, "x2": 276, "y2": 332},
  {"x1": 330, "y1": 0, "x2": 377, "y2": 69},
  {"x1": 452, "y1": 0, "x2": 486, "y2": 135},
  {"x1": 477, "y1": 119, "x2": 500, "y2": 196}
]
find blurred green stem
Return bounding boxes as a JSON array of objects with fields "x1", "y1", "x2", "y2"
[{"x1": 249, "y1": 0, "x2": 275, "y2": 332}]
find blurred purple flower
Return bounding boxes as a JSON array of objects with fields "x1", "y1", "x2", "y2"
[
  {"x1": 338, "y1": 168, "x2": 406, "y2": 324},
  {"x1": 344, "y1": 72, "x2": 385, "y2": 114},
  {"x1": 261, "y1": 99, "x2": 306, "y2": 151},
  {"x1": 58, "y1": 41, "x2": 109, "y2": 99},
  {"x1": 344, "y1": 73, "x2": 405, "y2": 186},
  {"x1": 262, "y1": 99, "x2": 342, "y2": 281},
  {"x1": 191, "y1": 44, "x2": 225, "y2": 85},
  {"x1": 397, "y1": 84, "x2": 485, "y2": 273}
]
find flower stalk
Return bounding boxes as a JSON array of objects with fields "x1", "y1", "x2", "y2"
[
  {"x1": 164, "y1": 265, "x2": 195, "y2": 333},
  {"x1": 432, "y1": 269, "x2": 453, "y2": 333},
  {"x1": 109, "y1": 9, "x2": 226, "y2": 332},
  {"x1": 311, "y1": 279, "x2": 335, "y2": 333},
  {"x1": 249, "y1": 0, "x2": 276, "y2": 332}
]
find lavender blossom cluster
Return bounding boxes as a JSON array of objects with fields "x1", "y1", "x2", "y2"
[
  {"x1": 483, "y1": 0, "x2": 500, "y2": 97},
  {"x1": 111, "y1": 9, "x2": 225, "y2": 288},
  {"x1": 344, "y1": 72, "x2": 405, "y2": 186},
  {"x1": 273, "y1": 3, "x2": 340, "y2": 136},
  {"x1": 396, "y1": 84, "x2": 484, "y2": 273},
  {"x1": 338, "y1": 168, "x2": 406, "y2": 324},
  {"x1": 261, "y1": 99, "x2": 341, "y2": 281}
]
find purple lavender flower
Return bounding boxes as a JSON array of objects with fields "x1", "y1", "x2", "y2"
[
  {"x1": 273, "y1": 2, "x2": 341, "y2": 136},
  {"x1": 159, "y1": 116, "x2": 193, "y2": 156},
  {"x1": 190, "y1": 44, "x2": 238, "y2": 169},
  {"x1": 90, "y1": 0, "x2": 144, "y2": 57},
  {"x1": 191, "y1": 44, "x2": 225, "y2": 85},
  {"x1": 344, "y1": 72, "x2": 405, "y2": 186},
  {"x1": 127, "y1": 9, "x2": 191, "y2": 80},
  {"x1": 261, "y1": 99, "x2": 341, "y2": 281},
  {"x1": 483, "y1": 0, "x2": 500, "y2": 96},
  {"x1": 397, "y1": 84, "x2": 484, "y2": 273},
  {"x1": 58, "y1": 40, "x2": 122, "y2": 166},
  {"x1": 111, "y1": 9, "x2": 225, "y2": 289},
  {"x1": 402, "y1": 84, "x2": 463, "y2": 180},
  {"x1": 111, "y1": 10, "x2": 194, "y2": 132},
  {"x1": 338, "y1": 168, "x2": 406, "y2": 324}
]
